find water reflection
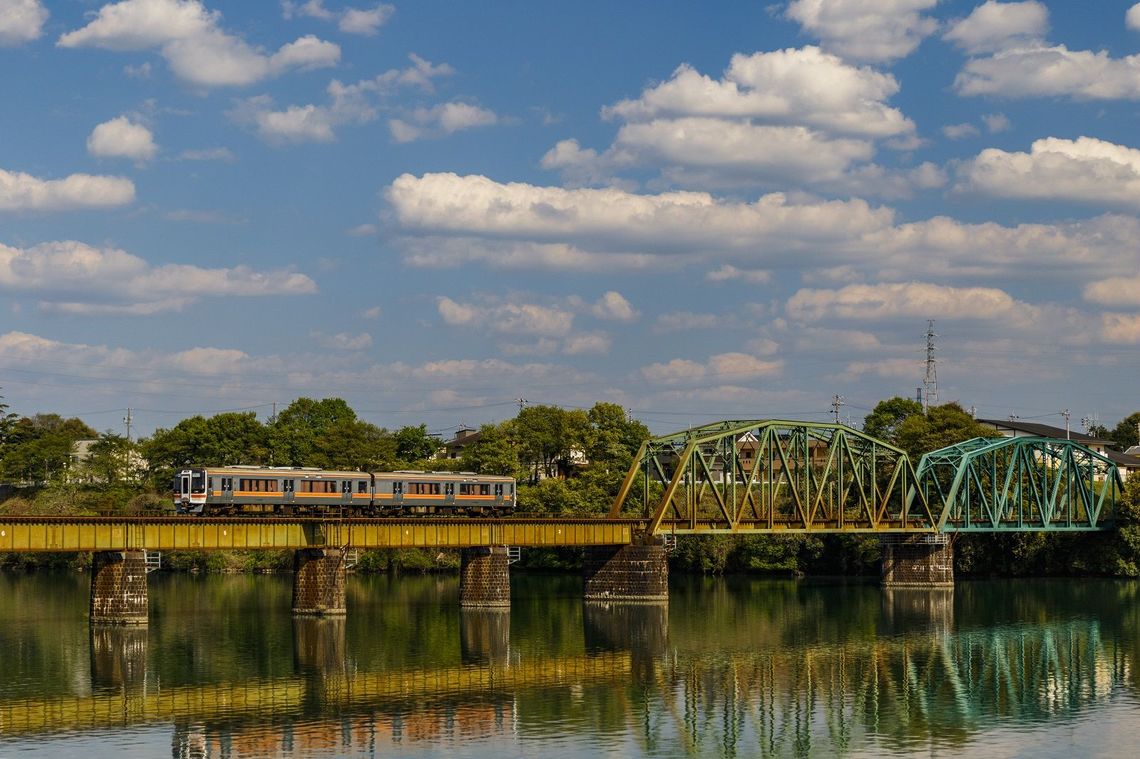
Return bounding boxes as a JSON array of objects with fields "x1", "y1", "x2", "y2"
[{"x1": 0, "y1": 574, "x2": 1137, "y2": 757}]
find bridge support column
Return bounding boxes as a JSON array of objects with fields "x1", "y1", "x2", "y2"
[
  {"x1": 89, "y1": 550, "x2": 148, "y2": 626},
  {"x1": 880, "y1": 534, "x2": 954, "y2": 588},
  {"x1": 292, "y1": 548, "x2": 346, "y2": 616},
  {"x1": 583, "y1": 543, "x2": 669, "y2": 604},
  {"x1": 459, "y1": 546, "x2": 510, "y2": 608}
]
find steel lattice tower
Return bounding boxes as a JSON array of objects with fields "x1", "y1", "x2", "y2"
[{"x1": 923, "y1": 320, "x2": 938, "y2": 414}]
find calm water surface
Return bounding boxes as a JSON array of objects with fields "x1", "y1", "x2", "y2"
[{"x1": 0, "y1": 571, "x2": 1138, "y2": 758}]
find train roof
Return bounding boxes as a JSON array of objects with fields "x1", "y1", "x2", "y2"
[
  {"x1": 198, "y1": 466, "x2": 367, "y2": 478},
  {"x1": 373, "y1": 470, "x2": 514, "y2": 481}
]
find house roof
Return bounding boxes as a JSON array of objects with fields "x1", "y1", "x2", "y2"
[
  {"x1": 977, "y1": 419, "x2": 1112, "y2": 445},
  {"x1": 1105, "y1": 450, "x2": 1140, "y2": 469}
]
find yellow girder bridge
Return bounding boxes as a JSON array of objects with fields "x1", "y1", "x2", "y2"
[{"x1": 0, "y1": 516, "x2": 643, "y2": 553}]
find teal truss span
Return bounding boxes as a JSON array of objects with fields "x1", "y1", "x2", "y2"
[
  {"x1": 609, "y1": 420, "x2": 936, "y2": 535},
  {"x1": 916, "y1": 436, "x2": 1120, "y2": 532}
]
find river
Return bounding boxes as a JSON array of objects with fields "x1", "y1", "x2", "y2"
[{"x1": 0, "y1": 571, "x2": 1138, "y2": 757}]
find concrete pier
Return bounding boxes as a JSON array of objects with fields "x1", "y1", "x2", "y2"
[
  {"x1": 89, "y1": 550, "x2": 148, "y2": 626},
  {"x1": 292, "y1": 548, "x2": 347, "y2": 616},
  {"x1": 459, "y1": 546, "x2": 511, "y2": 608},
  {"x1": 583, "y1": 544, "x2": 669, "y2": 604},
  {"x1": 880, "y1": 534, "x2": 954, "y2": 588}
]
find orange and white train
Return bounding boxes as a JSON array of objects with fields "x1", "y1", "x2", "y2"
[{"x1": 174, "y1": 466, "x2": 515, "y2": 516}]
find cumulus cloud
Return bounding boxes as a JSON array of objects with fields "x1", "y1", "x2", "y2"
[
  {"x1": 603, "y1": 47, "x2": 914, "y2": 138},
  {"x1": 385, "y1": 172, "x2": 1140, "y2": 285},
  {"x1": 785, "y1": 0, "x2": 939, "y2": 63},
  {"x1": 87, "y1": 116, "x2": 158, "y2": 162},
  {"x1": 232, "y1": 55, "x2": 454, "y2": 144},
  {"x1": 655, "y1": 312, "x2": 718, "y2": 331},
  {"x1": 958, "y1": 136, "x2": 1140, "y2": 208},
  {"x1": 437, "y1": 296, "x2": 574, "y2": 336},
  {"x1": 785, "y1": 282, "x2": 1032, "y2": 322},
  {"x1": 0, "y1": 168, "x2": 135, "y2": 211},
  {"x1": 955, "y1": 46, "x2": 1140, "y2": 99},
  {"x1": 58, "y1": 0, "x2": 340, "y2": 87},
  {"x1": 942, "y1": 122, "x2": 980, "y2": 140},
  {"x1": 642, "y1": 352, "x2": 782, "y2": 384},
  {"x1": 389, "y1": 102, "x2": 499, "y2": 143},
  {"x1": 590, "y1": 291, "x2": 638, "y2": 321},
  {"x1": 1101, "y1": 313, "x2": 1140, "y2": 343},
  {"x1": 943, "y1": 1, "x2": 1049, "y2": 54},
  {"x1": 1130, "y1": 4, "x2": 1140, "y2": 32},
  {"x1": 982, "y1": 113, "x2": 1011, "y2": 133},
  {"x1": 706, "y1": 264, "x2": 770, "y2": 284},
  {"x1": 0, "y1": 0, "x2": 48, "y2": 45},
  {"x1": 313, "y1": 331, "x2": 372, "y2": 350},
  {"x1": 284, "y1": 1, "x2": 394, "y2": 35},
  {"x1": 1084, "y1": 276, "x2": 1140, "y2": 307},
  {"x1": 0, "y1": 240, "x2": 315, "y2": 313}
]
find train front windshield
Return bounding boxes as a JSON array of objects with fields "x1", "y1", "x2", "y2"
[{"x1": 175, "y1": 470, "x2": 207, "y2": 496}]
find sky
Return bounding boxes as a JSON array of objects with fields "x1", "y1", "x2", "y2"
[{"x1": 2, "y1": 0, "x2": 1140, "y2": 441}]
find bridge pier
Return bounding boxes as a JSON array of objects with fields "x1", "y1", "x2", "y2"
[
  {"x1": 89, "y1": 550, "x2": 149, "y2": 626},
  {"x1": 293, "y1": 617, "x2": 346, "y2": 673},
  {"x1": 459, "y1": 546, "x2": 511, "y2": 608},
  {"x1": 292, "y1": 548, "x2": 346, "y2": 616},
  {"x1": 880, "y1": 534, "x2": 954, "y2": 588},
  {"x1": 460, "y1": 609, "x2": 511, "y2": 664},
  {"x1": 90, "y1": 626, "x2": 148, "y2": 689},
  {"x1": 583, "y1": 543, "x2": 669, "y2": 604}
]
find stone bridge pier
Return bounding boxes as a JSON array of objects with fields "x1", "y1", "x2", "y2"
[
  {"x1": 880, "y1": 534, "x2": 954, "y2": 588},
  {"x1": 583, "y1": 541, "x2": 669, "y2": 604},
  {"x1": 292, "y1": 548, "x2": 347, "y2": 616},
  {"x1": 459, "y1": 546, "x2": 511, "y2": 608},
  {"x1": 89, "y1": 551, "x2": 149, "y2": 626}
]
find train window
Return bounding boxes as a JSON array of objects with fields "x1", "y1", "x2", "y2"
[
  {"x1": 393, "y1": 482, "x2": 403, "y2": 495},
  {"x1": 239, "y1": 478, "x2": 277, "y2": 492},
  {"x1": 494, "y1": 483, "x2": 504, "y2": 497},
  {"x1": 300, "y1": 480, "x2": 337, "y2": 493},
  {"x1": 445, "y1": 483, "x2": 454, "y2": 496},
  {"x1": 283, "y1": 480, "x2": 294, "y2": 493},
  {"x1": 409, "y1": 482, "x2": 440, "y2": 495},
  {"x1": 342, "y1": 481, "x2": 351, "y2": 493}
]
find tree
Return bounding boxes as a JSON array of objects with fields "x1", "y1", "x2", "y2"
[
  {"x1": 269, "y1": 397, "x2": 357, "y2": 466},
  {"x1": 0, "y1": 414, "x2": 96, "y2": 484},
  {"x1": 394, "y1": 424, "x2": 439, "y2": 463},
  {"x1": 863, "y1": 397, "x2": 923, "y2": 444},
  {"x1": 514, "y1": 405, "x2": 589, "y2": 483},
  {"x1": 0, "y1": 388, "x2": 16, "y2": 451},
  {"x1": 85, "y1": 432, "x2": 133, "y2": 486},
  {"x1": 1109, "y1": 411, "x2": 1140, "y2": 451},
  {"x1": 894, "y1": 402, "x2": 998, "y2": 459},
  {"x1": 584, "y1": 402, "x2": 648, "y2": 473},
  {"x1": 461, "y1": 422, "x2": 520, "y2": 476}
]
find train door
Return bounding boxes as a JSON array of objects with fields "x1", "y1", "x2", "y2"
[
  {"x1": 341, "y1": 480, "x2": 353, "y2": 505},
  {"x1": 494, "y1": 482, "x2": 504, "y2": 507},
  {"x1": 223, "y1": 476, "x2": 234, "y2": 504},
  {"x1": 283, "y1": 479, "x2": 294, "y2": 505},
  {"x1": 179, "y1": 472, "x2": 191, "y2": 504},
  {"x1": 392, "y1": 480, "x2": 404, "y2": 510},
  {"x1": 444, "y1": 481, "x2": 455, "y2": 511}
]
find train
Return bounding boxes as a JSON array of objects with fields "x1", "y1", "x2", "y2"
[{"x1": 173, "y1": 466, "x2": 516, "y2": 516}]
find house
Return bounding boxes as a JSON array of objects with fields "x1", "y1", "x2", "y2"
[
  {"x1": 977, "y1": 419, "x2": 1140, "y2": 481},
  {"x1": 436, "y1": 426, "x2": 481, "y2": 460}
]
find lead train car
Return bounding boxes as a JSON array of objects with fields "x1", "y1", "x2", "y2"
[{"x1": 174, "y1": 466, "x2": 516, "y2": 516}]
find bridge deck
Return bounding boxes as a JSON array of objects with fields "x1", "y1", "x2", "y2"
[{"x1": 0, "y1": 516, "x2": 644, "y2": 552}]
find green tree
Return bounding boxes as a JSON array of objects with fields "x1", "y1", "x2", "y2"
[
  {"x1": 394, "y1": 424, "x2": 439, "y2": 463},
  {"x1": 461, "y1": 421, "x2": 520, "y2": 476},
  {"x1": 85, "y1": 432, "x2": 134, "y2": 486},
  {"x1": 311, "y1": 419, "x2": 397, "y2": 470},
  {"x1": 862, "y1": 397, "x2": 923, "y2": 444},
  {"x1": 1109, "y1": 411, "x2": 1140, "y2": 451},
  {"x1": 0, "y1": 414, "x2": 96, "y2": 483},
  {"x1": 894, "y1": 402, "x2": 998, "y2": 459},
  {"x1": 269, "y1": 397, "x2": 357, "y2": 466},
  {"x1": 584, "y1": 402, "x2": 649, "y2": 473},
  {"x1": 515, "y1": 405, "x2": 589, "y2": 483}
]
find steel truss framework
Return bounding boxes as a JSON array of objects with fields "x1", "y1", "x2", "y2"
[
  {"x1": 916, "y1": 436, "x2": 1120, "y2": 532},
  {"x1": 609, "y1": 420, "x2": 936, "y2": 534}
]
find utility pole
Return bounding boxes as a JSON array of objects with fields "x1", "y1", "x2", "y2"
[
  {"x1": 1061, "y1": 409, "x2": 1071, "y2": 440},
  {"x1": 123, "y1": 408, "x2": 133, "y2": 442},
  {"x1": 516, "y1": 397, "x2": 528, "y2": 414},
  {"x1": 832, "y1": 394, "x2": 844, "y2": 425},
  {"x1": 923, "y1": 320, "x2": 938, "y2": 415}
]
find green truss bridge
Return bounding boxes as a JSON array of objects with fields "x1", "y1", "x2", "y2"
[{"x1": 609, "y1": 419, "x2": 1122, "y2": 536}]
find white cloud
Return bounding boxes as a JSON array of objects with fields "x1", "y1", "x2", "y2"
[
  {"x1": 785, "y1": 0, "x2": 939, "y2": 63},
  {"x1": 982, "y1": 112, "x2": 1011, "y2": 133},
  {"x1": 313, "y1": 331, "x2": 372, "y2": 350},
  {"x1": 942, "y1": 122, "x2": 980, "y2": 140},
  {"x1": 642, "y1": 352, "x2": 782, "y2": 384},
  {"x1": 955, "y1": 45, "x2": 1140, "y2": 99},
  {"x1": 1130, "y1": 4, "x2": 1140, "y2": 32},
  {"x1": 943, "y1": 1, "x2": 1049, "y2": 54},
  {"x1": 87, "y1": 116, "x2": 158, "y2": 162},
  {"x1": 706, "y1": 265, "x2": 770, "y2": 284},
  {"x1": 562, "y1": 333, "x2": 611, "y2": 355},
  {"x1": 1083, "y1": 276, "x2": 1140, "y2": 307},
  {"x1": 655, "y1": 312, "x2": 718, "y2": 331},
  {"x1": 0, "y1": 0, "x2": 48, "y2": 45},
  {"x1": 340, "y1": 4, "x2": 394, "y2": 35},
  {"x1": 389, "y1": 102, "x2": 499, "y2": 143},
  {"x1": 958, "y1": 136, "x2": 1140, "y2": 208},
  {"x1": 785, "y1": 282, "x2": 1031, "y2": 322},
  {"x1": 590, "y1": 291, "x2": 638, "y2": 321},
  {"x1": 1101, "y1": 313, "x2": 1140, "y2": 343},
  {"x1": 58, "y1": 0, "x2": 340, "y2": 87},
  {"x1": 0, "y1": 168, "x2": 135, "y2": 211},
  {"x1": 603, "y1": 47, "x2": 914, "y2": 138},
  {"x1": 178, "y1": 146, "x2": 235, "y2": 161},
  {"x1": 0, "y1": 240, "x2": 315, "y2": 312},
  {"x1": 233, "y1": 56, "x2": 454, "y2": 144},
  {"x1": 436, "y1": 296, "x2": 573, "y2": 336}
]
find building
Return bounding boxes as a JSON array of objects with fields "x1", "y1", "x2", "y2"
[
  {"x1": 436, "y1": 427, "x2": 481, "y2": 460},
  {"x1": 977, "y1": 419, "x2": 1140, "y2": 481}
]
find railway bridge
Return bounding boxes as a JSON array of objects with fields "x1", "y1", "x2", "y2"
[{"x1": 0, "y1": 420, "x2": 1122, "y2": 625}]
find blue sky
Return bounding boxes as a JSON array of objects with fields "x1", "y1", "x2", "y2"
[{"x1": 2, "y1": 0, "x2": 1140, "y2": 440}]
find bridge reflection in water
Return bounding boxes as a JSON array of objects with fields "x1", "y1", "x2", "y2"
[{"x1": 0, "y1": 591, "x2": 1131, "y2": 758}]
